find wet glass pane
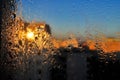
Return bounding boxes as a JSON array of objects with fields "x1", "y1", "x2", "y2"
[{"x1": 0, "y1": 0, "x2": 120, "y2": 80}]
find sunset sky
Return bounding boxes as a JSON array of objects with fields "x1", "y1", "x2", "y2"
[{"x1": 22, "y1": 0, "x2": 120, "y2": 37}]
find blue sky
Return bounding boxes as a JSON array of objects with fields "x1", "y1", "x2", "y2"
[{"x1": 22, "y1": 0, "x2": 120, "y2": 37}]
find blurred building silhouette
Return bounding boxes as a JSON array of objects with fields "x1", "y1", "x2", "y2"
[
  {"x1": 50, "y1": 47, "x2": 68, "y2": 80},
  {"x1": 87, "y1": 51, "x2": 120, "y2": 80},
  {"x1": 50, "y1": 45, "x2": 120, "y2": 80}
]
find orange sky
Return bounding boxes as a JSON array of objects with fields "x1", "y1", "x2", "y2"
[
  {"x1": 52, "y1": 37, "x2": 120, "y2": 53},
  {"x1": 86, "y1": 38, "x2": 120, "y2": 53}
]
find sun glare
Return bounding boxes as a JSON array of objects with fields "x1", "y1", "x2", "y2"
[{"x1": 26, "y1": 31, "x2": 34, "y2": 40}]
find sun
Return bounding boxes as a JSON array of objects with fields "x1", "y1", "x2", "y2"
[{"x1": 26, "y1": 31, "x2": 34, "y2": 40}]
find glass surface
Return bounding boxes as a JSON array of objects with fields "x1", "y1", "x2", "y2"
[{"x1": 0, "y1": 0, "x2": 120, "y2": 80}]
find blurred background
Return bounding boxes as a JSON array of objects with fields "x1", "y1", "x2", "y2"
[{"x1": 0, "y1": 0, "x2": 120, "y2": 80}]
